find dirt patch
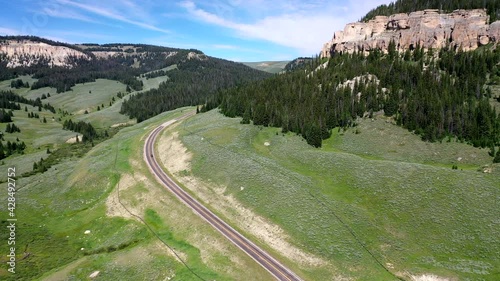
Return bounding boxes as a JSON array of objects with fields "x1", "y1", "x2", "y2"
[
  {"x1": 75, "y1": 108, "x2": 91, "y2": 115},
  {"x1": 66, "y1": 135, "x2": 82, "y2": 144},
  {"x1": 411, "y1": 274, "x2": 453, "y2": 281},
  {"x1": 106, "y1": 173, "x2": 136, "y2": 220},
  {"x1": 111, "y1": 122, "x2": 128, "y2": 128},
  {"x1": 158, "y1": 128, "x2": 327, "y2": 268}
]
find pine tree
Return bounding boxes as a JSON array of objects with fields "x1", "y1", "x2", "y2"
[{"x1": 494, "y1": 151, "x2": 500, "y2": 163}]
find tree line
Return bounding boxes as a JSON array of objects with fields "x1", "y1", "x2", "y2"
[
  {"x1": 143, "y1": 69, "x2": 167, "y2": 79},
  {"x1": 0, "y1": 90, "x2": 55, "y2": 113},
  {"x1": 10, "y1": 79, "x2": 29, "y2": 89},
  {"x1": 0, "y1": 139, "x2": 26, "y2": 160},
  {"x1": 62, "y1": 119, "x2": 98, "y2": 143}
]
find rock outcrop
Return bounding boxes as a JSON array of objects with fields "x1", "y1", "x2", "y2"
[
  {"x1": 0, "y1": 40, "x2": 90, "y2": 68},
  {"x1": 0, "y1": 40, "x2": 184, "y2": 68},
  {"x1": 321, "y1": 9, "x2": 500, "y2": 57}
]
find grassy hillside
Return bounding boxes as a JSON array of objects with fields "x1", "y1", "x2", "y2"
[
  {"x1": 42, "y1": 79, "x2": 126, "y2": 114},
  {"x1": 166, "y1": 109, "x2": 499, "y2": 280}
]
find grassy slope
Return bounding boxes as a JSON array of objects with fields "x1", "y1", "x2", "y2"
[
  {"x1": 3, "y1": 77, "x2": 130, "y2": 129},
  {"x1": 170, "y1": 110, "x2": 500, "y2": 280},
  {"x1": 242, "y1": 61, "x2": 289, "y2": 73},
  {"x1": 45, "y1": 79, "x2": 126, "y2": 114},
  {"x1": 73, "y1": 65, "x2": 175, "y2": 128},
  {"x1": 0, "y1": 71, "x2": 272, "y2": 280},
  {"x1": 0, "y1": 107, "x2": 270, "y2": 281},
  {"x1": 1, "y1": 68, "x2": 497, "y2": 280},
  {"x1": 1, "y1": 70, "x2": 174, "y2": 129}
]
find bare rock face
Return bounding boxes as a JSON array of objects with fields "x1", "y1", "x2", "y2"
[
  {"x1": 321, "y1": 9, "x2": 499, "y2": 57},
  {"x1": 0, "y1": 40, "x2": 91, "y2": 68}
]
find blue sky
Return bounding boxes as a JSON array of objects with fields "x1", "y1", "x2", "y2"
[{"x1": 0, "y1": 0, "x2": 392, "y2": 62}]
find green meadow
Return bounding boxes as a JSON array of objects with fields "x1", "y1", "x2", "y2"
[{"x1": 169, "y1": 110, "x2": 500, "y2": 280}]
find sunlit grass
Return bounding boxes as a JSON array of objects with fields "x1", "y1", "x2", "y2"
[{"x1": 175, "y1": 109, "x2": 500, "y2": 280}]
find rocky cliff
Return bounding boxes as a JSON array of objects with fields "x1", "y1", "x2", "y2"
[
  {"x1": 321, "y1": 9, "x2": 500, "y2": 57},
  {"x1": 0, "y1": 39, "x2": 91, "y2": 68},
  {"x1": 0, "y1": 39, "x2": 197, "y2": 68}
]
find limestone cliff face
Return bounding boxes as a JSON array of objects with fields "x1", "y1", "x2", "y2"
[
  {"x1": 0, "y1": 40, "x2": 90, "y2": 68},
  {"x1": 321, "y1": 9, "x2": 500, "y2": 57}
]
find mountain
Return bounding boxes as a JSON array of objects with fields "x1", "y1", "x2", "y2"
[
  {"x1": 0, "y1": 36, "x2": 193, "y2": 70},
  {"x1": 0, "y1": 36, "x2": 271, "y2": 121},
  {"x1": 321, "y1": 9, "x2": 500, "y2": 57}
]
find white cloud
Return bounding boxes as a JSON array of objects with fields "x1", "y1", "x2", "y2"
[
  {"x1": 179, "y1": 0, "x2": 392, "y2": 56},
  {"x1": 52, "y1": 0, "x2": 171, "y2": 33},
  {"x1": 42, "y1": 6, "x2": 100, "y2": 24},
  {"x1": 179, "y1": 1, "x2": 337, "y2": 55}
]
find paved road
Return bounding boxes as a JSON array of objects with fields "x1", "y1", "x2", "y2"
[{"x1": 143, "y1": 112, "x2": 303, "y2": 281}]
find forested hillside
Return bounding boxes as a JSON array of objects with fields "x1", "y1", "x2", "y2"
[
  {"x1": 0, "y1": 36, "x2": 199, "y2": 92},
  {"x1": 217, "y1": 44, "x2": 500, "y2": 157},
  {"x1": 120, "y1": 57, "x2": 271, "y2": 122},
  {"x1": 361, "y1": 0, "x2": 500, "y2": 22}
]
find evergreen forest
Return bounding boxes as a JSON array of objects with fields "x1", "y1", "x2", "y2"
[{"x1": 120, "y1": 56, "x2": 271, "y2": 122}]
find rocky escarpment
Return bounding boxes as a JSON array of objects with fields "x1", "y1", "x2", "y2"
[
  {"x1": 0, "y1": 40, "x2": 91, "y2": 68},
  {"x1": 0, "y1": 39, "x2": 202, "y2": 69},
  {"x1": 321, "y1": 9, "x2": 500, "y2": 57}
]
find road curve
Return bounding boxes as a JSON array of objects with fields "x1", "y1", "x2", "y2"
[{"x1": 143, "y1": 111, "x2": 303, "y2": 281}]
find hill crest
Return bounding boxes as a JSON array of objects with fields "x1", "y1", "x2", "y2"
[{"x1": 0, "y1": 39, "x2": 90, "y2": 68}]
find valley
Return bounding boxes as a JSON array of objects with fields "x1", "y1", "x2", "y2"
[{"x1": 0, "y1": 0, "x2": 499, "y2": 280}]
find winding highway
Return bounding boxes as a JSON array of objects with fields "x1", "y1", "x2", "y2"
[{"x1": 143, "y1": 111, "x2": 303, "y2": 281}]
